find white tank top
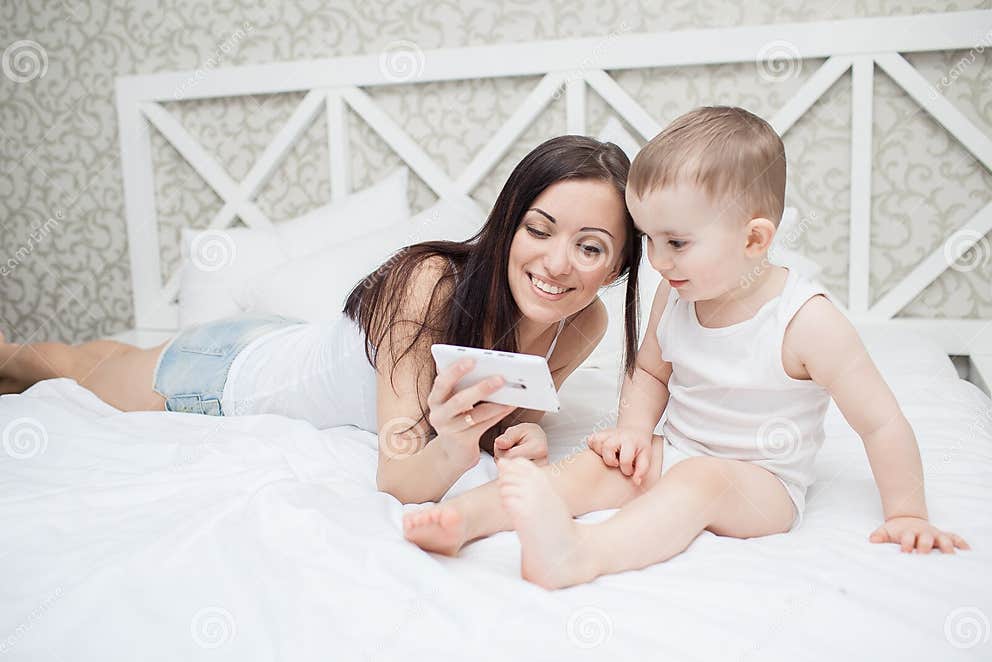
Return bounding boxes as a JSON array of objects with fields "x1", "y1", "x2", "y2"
[
  {"x1": 221, "y1": 315, "x2": 567, "y2": 432},
  {"x1": 657, "y1": 268, "x2": 832, "y2": 498}
]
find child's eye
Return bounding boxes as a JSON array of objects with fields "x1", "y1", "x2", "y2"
[
  {"x1": 526, "y1": 226, "x2": 549, "y2": 238},
  {"x1": 669, "y1": 240, "x2": 687, "y2": 249}
]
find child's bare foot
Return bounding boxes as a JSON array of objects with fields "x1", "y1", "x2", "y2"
[
  {"x1": 497, "y1": 458, "x2": 597, "y2": 589},
  {"x1": 403, "y1": 504, "x2": 469, "y2": 556}
]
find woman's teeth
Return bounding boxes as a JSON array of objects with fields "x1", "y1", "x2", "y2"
[{"x1": 530, "y1": 274, "x2": 570, "y2": 295}]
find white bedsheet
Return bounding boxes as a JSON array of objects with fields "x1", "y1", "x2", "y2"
[{"x1": 1, "y1": 340, "x2": 991, "y2": 661}]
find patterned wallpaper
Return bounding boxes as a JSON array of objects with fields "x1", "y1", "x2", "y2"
[{"x1": 0, "y1": 0, "x2": 990, "y2": 343}]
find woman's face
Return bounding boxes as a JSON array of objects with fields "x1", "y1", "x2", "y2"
[{"x1": 507, "y1": 178, "x2": 628, "y2": 324}]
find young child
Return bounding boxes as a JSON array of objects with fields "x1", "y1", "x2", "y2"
[{"x1": 403, "y1": 106, "x2": 970, "y2": 589}]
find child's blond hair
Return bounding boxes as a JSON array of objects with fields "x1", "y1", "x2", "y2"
[{"x1": 629, "y1": 106, "x2": 786, "y2": 224}]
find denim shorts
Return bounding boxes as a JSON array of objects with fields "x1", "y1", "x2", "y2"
[{"x1": 152, "y1": 313, "x2": 306, "y2": 415}]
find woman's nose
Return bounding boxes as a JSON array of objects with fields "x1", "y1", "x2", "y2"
[{"x1": 544, "y1": 238, "x2": 572, "y2": 276}]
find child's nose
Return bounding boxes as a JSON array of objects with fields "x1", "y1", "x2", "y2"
[{"x1": 650, "y1": 250, "x2": 673, "y2": 272}]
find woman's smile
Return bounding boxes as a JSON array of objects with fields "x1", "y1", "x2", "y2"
[{"x1": 527, "y1": 271, "x2": 575, "y2": 300}]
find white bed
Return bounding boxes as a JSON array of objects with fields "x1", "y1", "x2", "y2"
[
  {"x1": 0, "y1": 331, "x2": 990, "y2": 661},
  {"x1": 3, "y1": 10, "x2": 992, "y2": 662}
]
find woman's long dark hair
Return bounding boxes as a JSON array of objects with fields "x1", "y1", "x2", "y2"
[{"x1": 343, "y1": 135, "x2": 642, "y2": 439}]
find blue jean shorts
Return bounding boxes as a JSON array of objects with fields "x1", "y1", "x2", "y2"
[{"x1": 152, "y1": 313, "x2": 305, "y2": 415}]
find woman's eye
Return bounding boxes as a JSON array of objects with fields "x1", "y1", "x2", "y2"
[
  {"x1": 526, "y1": 226, "x2": 549, "y2": 238},
  {"x1": 579, "y1": 243, "x2": 603, "y2": 255},
  {"x1": 669, "y1": 240, "x2": 687, "y2": 249}
]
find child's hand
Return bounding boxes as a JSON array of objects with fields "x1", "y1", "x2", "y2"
[
  {"x1": 586, "y1": 427, "x2": 654, "y2": 486},
  {"x1": 494, "y1": 423, "x2": 549, "y2": 466},
  {"x1": 869, "y1": 516, "x2": 971, "y2": 554}
]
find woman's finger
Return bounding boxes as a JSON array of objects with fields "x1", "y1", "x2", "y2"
[
  {"x1": 428, "y1": 358, "x2": 475, "y2": 409},
  {"x1": 477, "y1": 404, "x2": 516, "y2": 428},
  {"x1": 446, "y1": 375, "x2": 506, "y2": 418},
  {"x1": 454, "y1": 403, "x2": 513, "y2": 433},
  {"x1": 472, "y1": 401, "x2": 514, "y2": 423}
]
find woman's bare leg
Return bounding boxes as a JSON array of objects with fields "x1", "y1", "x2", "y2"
[
  {"x1": 402, "y1": 435, "x2": 668, "y2": 555},
  {"x1": 0, "y1": 331, "x2": 168, "y2": 411}
]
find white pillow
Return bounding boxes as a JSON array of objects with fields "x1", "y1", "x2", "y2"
[
  {"x1": 242, "y1": 197, "x2": 484, "y2": 323},
  {"x1": 178, "y1": 168, "x2": 410, "y2": 327}
]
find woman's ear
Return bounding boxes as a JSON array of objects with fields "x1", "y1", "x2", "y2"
[{"x1": 744, "y1": 217, "x2": 776, "y2": 257}]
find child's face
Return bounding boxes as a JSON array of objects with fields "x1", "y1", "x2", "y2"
[{"x1": 627, "y1": 182, "x2": 758, "y2": 302}]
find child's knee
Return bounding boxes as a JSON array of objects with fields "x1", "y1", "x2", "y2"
[{"x1": 655, "y1": 455, "x2": 734, "y2": 502}]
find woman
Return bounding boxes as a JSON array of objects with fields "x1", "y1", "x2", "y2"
[{"x1": 0, "y1": 136, "x2": 642, "y2": 503}]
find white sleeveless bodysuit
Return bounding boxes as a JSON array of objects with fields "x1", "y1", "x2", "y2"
[
  {"x1": 657, "y1": 268, "x2": 832, "y2": 529},
  {"x1": 221, "y1": 315, "x2": 567, "y2": 433}
]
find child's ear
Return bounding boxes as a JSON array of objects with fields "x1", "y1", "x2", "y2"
[{"x1": 744, "y1": 217, "x2": 776, "y2": 256}]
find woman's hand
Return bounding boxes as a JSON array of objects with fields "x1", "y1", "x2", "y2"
[
  {"x1": 869, "y1": 516, "x2": 971, "y2": 554},
  {"x1": 426, "y1": 358, "x2": 516, "y2": 469},
  {"x1": 586, "y1": 426, "x2": 654, "y2": 486},
  {"x1": 494, "y1": 422, "x2": 549, "y2": 465}
]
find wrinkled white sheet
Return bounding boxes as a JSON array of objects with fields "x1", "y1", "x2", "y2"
[{"x1": 1, "y1": 343, "x2": 991, "y2": 661}]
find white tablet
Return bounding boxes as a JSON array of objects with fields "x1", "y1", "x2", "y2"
[{"x1": 430, "y1": 344, "x2": 561, "y2": 413}]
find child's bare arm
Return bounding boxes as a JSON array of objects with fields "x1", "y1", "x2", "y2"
[
  {"x1": 601, "y1": 281, "x2": 672, "y2": 483},
  {"x1": 787, "y1": 295, "x2": 969, "y2": 553}
]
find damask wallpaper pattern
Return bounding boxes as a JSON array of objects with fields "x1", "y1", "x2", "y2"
[{"x1": 0, "y1": 1, "x2": 989, "y2": 343}]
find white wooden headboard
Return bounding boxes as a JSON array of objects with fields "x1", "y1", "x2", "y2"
[{"x1": 114, "y1": 10, "x2": 992, "y2": 384}]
